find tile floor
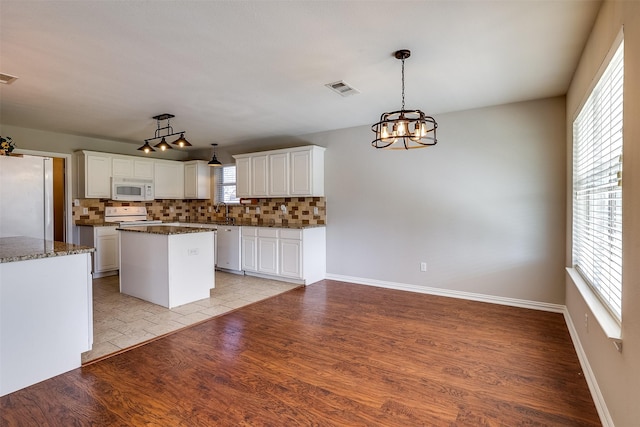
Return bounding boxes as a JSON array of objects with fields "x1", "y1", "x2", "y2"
[{"x1": 82, "y1": 272, "x2": 300, "y2": 364}]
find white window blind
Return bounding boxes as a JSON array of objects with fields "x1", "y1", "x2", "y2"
[
  {"x1": 215, "y1": 165, "x2": 240, "y2": 204},
  {"x1": 572, "y1": 40, "x2": 624, "y2": 321}
]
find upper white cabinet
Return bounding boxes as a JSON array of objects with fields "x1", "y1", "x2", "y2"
[
  {"x1": 184, "y1": 160, "x2": 211, "y2": 199},
  {"x1": 74, "y1": 151, "x2": 112, "y2": 198},
  {"x1": 251, "y1": 155, "x2": 269, "y2": 197},
  {"x1": 112, "y1": 156, "x2": 155, "y2": 179},
  {"x1": 154, "y1": 160, "x2": 184, "y2": 199},
  {"x1": 233, "y1": 145, "x2": 325, "y2": 198},
  {"x1": 235, "y1": 157, "x2": 251, "y2": 198}
]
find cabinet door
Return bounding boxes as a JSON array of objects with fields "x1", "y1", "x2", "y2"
[
  {"x1": 251, "y1": 155, "x2": 269, "y2": 197},
  {"x1": 241, "y1": 235, "x2": 257, "y2": 271},
  {"x1": 258, "y1": 237, "x2": 278, "y2": 275},
  {"x1": 269, "y1": 153, "x2": 289, "y2": 196},
  {"x1": 112, "y1": 157, "x2": 133, "y2": 177},
  {"x1": 279, "y1": 239, "x2": 302, "y2": 279},
  {"x1": 95, "y1": 227, "x2": 119, "y2": 272},
  {"x1": 184, "y1": 163, "x2": 197, "y2": 198},
  {"x1": 154, "y1": 161, "x2": 184, "y2": 199},
  {"x1": 290, "y1": 149, "x2": 312, "y2": 196},
  {"x1": 86, "y1": 154, "x2": 112, "y2": 198},
  {"x1": 236, "y1": 157, "x2": 251, "y2": 198},
  {"x1": 134, "y1": 159, "x2": 154, "y2": 179}
]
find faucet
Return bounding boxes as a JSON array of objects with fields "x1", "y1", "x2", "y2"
[{"x1": 215, "y1": 202, "x2": 231, "y2": 223}]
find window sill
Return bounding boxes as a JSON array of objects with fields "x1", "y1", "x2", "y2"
[{"x1": 566, "y1": 267, "x2": 622, "y2": 348}]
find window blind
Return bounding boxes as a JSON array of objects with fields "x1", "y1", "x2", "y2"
[
  {"x1": 572, "y1": 40, "x2": 624, "y2": 320},
  {"x1": 214, "y1": 165, "x2": 240, "y2": 204}
]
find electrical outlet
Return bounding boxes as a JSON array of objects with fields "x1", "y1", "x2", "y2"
[
  {"x1": 82, "y1": 207, "x2": 88, "y2": 215},
  {"x1": 73, "y1": 199, "x2": 80, "y2": 207},
  {"x1": 170, "y1": 206, "x2": 174, "y2": 213},
  {"x1": 208, "y1": 206, "x2": 212, "y2": 213},
  {"x1": 245, "y1": 206, "x2": 249, "y2": 214},
  {"x1": 280, "y1": 204, "x2": 287, "y2": 214},
  {"x1": 420, "y1": 262, "x2": 427, "y2": 272},
  {"x1": 585, "y1": 313, "x2": 589, "y2": 332},
  {"x1": 313, "y1": 206, "x2": 319, "y2": 215},
  {"x1": 256, "y1": 207, "x2": 261, "y2": 214}
]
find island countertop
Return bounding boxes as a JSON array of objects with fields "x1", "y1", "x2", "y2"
[
  {"x1": 0, "y1": 236, "x2": 95, "y2": 263},
  {"x1": 116, "y1": 225, "x2": 216, "y2": 235}
]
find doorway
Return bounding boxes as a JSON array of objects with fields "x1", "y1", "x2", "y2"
[{"x1": 53, "y1": 157, "x2": 66, "y2": 242}]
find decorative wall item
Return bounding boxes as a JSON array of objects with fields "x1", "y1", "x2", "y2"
[{"x1": 0, "y1": 136, "x2": 15, "y2": 155}]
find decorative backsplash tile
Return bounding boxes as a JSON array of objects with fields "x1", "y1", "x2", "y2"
[{"x1": 73, "y1": 197, "x2": 326, "y2": 225}]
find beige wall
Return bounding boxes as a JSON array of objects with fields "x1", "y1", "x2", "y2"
[
  {"x1": 301, "y1": 97, "x2": 567, "y2": 305},
  {"x1": 565, "y1": 1, "x2": 640, "y2": 425}
]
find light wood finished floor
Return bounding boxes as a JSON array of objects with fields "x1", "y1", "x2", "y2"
[
  {"x1": 1, "y1": 280, "x2": 600, "y2": 426},
  {"x1": 83, "y1": 272, "x2": 300, "y2": 363}
]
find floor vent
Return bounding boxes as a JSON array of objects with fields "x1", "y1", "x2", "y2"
[
  {"x1": 325, "y1": 80, "x2": 360, "y2": 97},
  {"x1": 0, "y1": 73, "x2": 18, "y2": 85}
]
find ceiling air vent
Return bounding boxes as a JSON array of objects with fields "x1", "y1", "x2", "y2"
[
  {"x1": 325, "y1": 80, "x2": 360, "y2": 97},
  {"x1": 0, "y1": 73, "x2": 18, "y2": 85}
]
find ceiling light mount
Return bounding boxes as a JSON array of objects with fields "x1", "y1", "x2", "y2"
[
  {"x1": 138, "y1": 113, "x2": 191, "y2": 153},
  {"x1": 371, "y1": 49, "x2": 438, "y2": 150}
]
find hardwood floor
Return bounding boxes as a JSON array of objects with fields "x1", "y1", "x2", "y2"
[{"x1": 1, "y1": 280, "x2": 600, "y2": 426}]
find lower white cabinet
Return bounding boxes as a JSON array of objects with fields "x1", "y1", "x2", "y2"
[
  {"x1": 77, "y1": 226, "x2": 119, "y2": 277},
  {"x1": 241, "y1": 226, "x2": 325, "y2": 285}
]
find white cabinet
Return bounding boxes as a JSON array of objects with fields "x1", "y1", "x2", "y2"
[
  {"x1": 184, "y1": 160, "x2": 211, "y2": 199},
  {"x1": 240, "y1": 226, "x2": 326, "y2": 285},
  {"x1": 251, "y1": 155, "x2": 269, "y2": 197},
  {"x1": 241, "y1": 227, "x2": 258, "y2": 272},
  {"x1": 269, "y1": 152, "x2": 289, "y2": 196},
  {"x1": 236, "y1": 157, "x2": 251, "y2": 198},
  {"x1": 133, "y1": 159, "x2": 154, "y2": 179},
  {"x1": 279, "y1": 229, "x2": 302, "y2": 279},
  {"x1": 112, "y1": 157, "x2": 133, "y2": 177},
  {"x1": 233, "y1": 145, "x2": 325, "y2": 198},
  {"x1": 257, "y1": 228, "x2": 279, "y2": 275},
  {"x1": 74, "y1": 151, "x2": 112, "y2": 198},
  {"x1": 216, "y1": 225, "x2": 241, "y2": 272},
  {"x1": 154, "y1": 160, "x2": 184, "y2": 199},
  {"x1": 290, "y1": 146, "x2": 325, "y2": 196},
  {"x1": 77, "y1": 225, "x2": 119, "y2": 277}
]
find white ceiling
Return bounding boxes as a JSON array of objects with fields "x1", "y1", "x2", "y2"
[{"x1": 0, "y1": 0, "x2": 601, "y2": 150}]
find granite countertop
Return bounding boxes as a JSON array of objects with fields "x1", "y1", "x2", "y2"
[
  {"x1": 0, "y1": 236, "x2": 95, "y2": 264},
  {"x1": 75, "y1": 220, "x2": 118, "y2": 227},
  {"x1": 117, "y1": 225, "x2": 216, "y2": 235},
  {"x1": 77, "y1": 219, "x2": 325, "y2": 229}
]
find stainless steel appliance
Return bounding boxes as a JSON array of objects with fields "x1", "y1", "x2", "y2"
[
  {"x1": 111, "y1": 177, "x2": 154, "y2": 201},
  {"x1": 104, "y1": 206, "x2": 162, "y2": 226},
  {"x1": 0, "y1": 155, "x2": 54, "y2": 240}
]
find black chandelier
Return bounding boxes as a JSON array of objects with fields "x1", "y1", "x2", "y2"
[
  {"x1": 371, "y1": 49, "x2": 438, "y2": 150},
  {"x1": 138, "y1": 113, "x2": 191, "y2": 153}
]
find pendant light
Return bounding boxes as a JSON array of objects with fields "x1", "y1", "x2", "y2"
[
  {"x1": 138, "y1": 113, "x2": 191, "y2": 153},
  {"x1": 208, "y1": 143, "x2": 222, "y2": 167},
  {"x1": 371, "y1": 50, "x2": 438, "y2": 149}
]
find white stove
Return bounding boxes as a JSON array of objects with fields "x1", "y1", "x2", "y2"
[{"x1": 104, "y1": 206, "x2": 163, "y2": 226}]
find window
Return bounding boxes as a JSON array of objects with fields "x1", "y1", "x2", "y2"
[
  {"x1": 572, "y1": 39, "x2": 624, "y2": 321},
  {"x1": 215, "y1": 165, "x2": 240, "y2": 204}
]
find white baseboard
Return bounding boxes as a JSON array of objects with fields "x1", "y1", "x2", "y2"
[
  {"x1": 563, "y1": 308, "x2": 614, "y2": 427},
  {"x1": 323, "y1": 273, "x2": 612, "y2": 426},
  {"x1": 324, "y1": 273, "x2": 565, "y2": 312}
]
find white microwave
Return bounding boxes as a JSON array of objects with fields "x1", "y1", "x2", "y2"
[{"x1": 112, "y1": 177, "x2": 154, "y2": 201}]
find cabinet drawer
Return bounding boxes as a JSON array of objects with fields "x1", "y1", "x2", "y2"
[
  {"x1": 96, "y1": 226, "x2": 117, "y2": 237},
  {"x1": 258, "y1": 228, "x2": 278, "y2": 238},
  {"x1": 242, "y1": 227, "x2": 257, "y2": 237},
  {"x1": 279, "y1": 229, "x2": 302, "y2": 240}
]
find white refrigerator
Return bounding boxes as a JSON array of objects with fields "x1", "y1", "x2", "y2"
[{"x1": 0, "y1": 155, "x2": 54, "y2": 241}]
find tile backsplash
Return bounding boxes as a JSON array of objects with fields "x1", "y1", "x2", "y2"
[{"x1": 73, "y1": 197, "x2": 326, "y2": 225}]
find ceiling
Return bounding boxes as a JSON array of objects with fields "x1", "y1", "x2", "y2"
[{"x1": 0, "y1": 0, "x2": 601, "y2": 150}]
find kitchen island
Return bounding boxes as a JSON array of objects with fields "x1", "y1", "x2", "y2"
[
  {"x1": 0, "y1": 237, "x2": 94, "y2": 396},
  {"x1": 118, "y1": 225, "x2": 215, "y2": 309}
]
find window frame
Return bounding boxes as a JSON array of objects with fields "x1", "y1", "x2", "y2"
[
  {"x1": 571, "y1": 34, "x2": 624, "y2": 327},
  {"x1": 214, "y1": 164, "x2": 240, "y2": 205}
]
